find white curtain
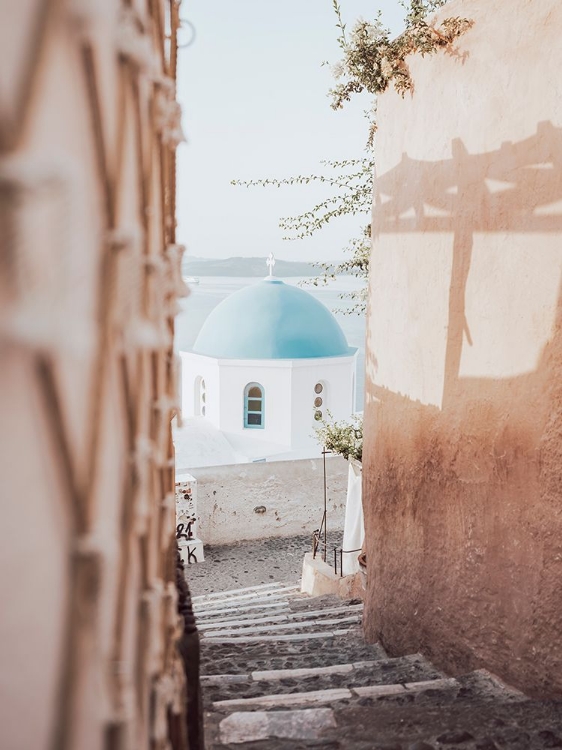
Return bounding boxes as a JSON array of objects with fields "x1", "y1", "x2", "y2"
[{"x1": 342, "y1": 459, "x2": 364, "y2": 576}]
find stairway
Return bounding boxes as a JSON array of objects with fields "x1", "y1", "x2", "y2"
[{"x1": 195, "y1": 582, "x2": 562, "y2": 749}]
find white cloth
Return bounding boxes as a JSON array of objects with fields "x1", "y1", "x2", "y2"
[{"x1": 342, "y1": 460, "x2": 364, "y2": 576}]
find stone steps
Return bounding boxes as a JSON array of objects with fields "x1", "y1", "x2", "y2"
[
  {"x1": 196, "y1": 590, "x2": 351, "y2": 623},
  {"x1": 212, "y1": 677, "x2": 460, "y2": 710},
  {"x1": 193, "y1": 583, "x2": 302, "y2": 612},
  {"x1": 200, "y1": 634, "x2": 386, "y2": 676},
  {"x1": 197, "y1": 603, "x2": 363, "y2": 629},
  {"x1": 202, "y1": 654, "x2": 446, "y2": 704},
  {"x1": 201, "y1": 614, "x2": 362, "y2": 639},
  {"x1": 212, "y1": 697, "x2": 562, "y2": 750},
  {"x1": 196, "y1": 599, "x2": 290, "y2": 620},
  {"x1": 200, "y1": 582, "x2": 560, "y2": 749},
  {"x1": 193, "y1": 581, "x2": 289, "y2": 603}
]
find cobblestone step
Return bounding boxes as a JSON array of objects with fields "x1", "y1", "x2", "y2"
[
  {"x1": 211, "y1": 677, "x2": 459, "y2": 710},
  {"x1": 197, "y1": 592, "x2": 360, "y2": 625},
  {"x1": 208, "y1": 694, "x2": 560, "y2": 750},
  {"x1": 202, "y1": 654, "x2": 445, "y2": 703},
  {"x1": 198, "y1": 603, "x2": 363, "y2": 629},
  {"x1": 201, "y1": 614, "x2": 362, "y2": 639},
  {"x1": 206, "y1": 671, "x2": 541, "y2": 749},
  {"x1": 196, "y1": 599, "x2": 290, "y2": 620},
  {"x1": 203, "y1": 628, "x2": 357, "y2": 645},
  {"x1": 193, "y1": 581, "x2": 289, "y2": 603},
  {"x1": 193, "y1": 584, "x2": 301, "y2": 612},
  {"x1": 201, "y1": 635, "x2": 387, "y2": 675}
]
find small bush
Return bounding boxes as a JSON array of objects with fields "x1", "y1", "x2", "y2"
[{"x1": 315, "y1": 412, "x2": 363, "y2": 462}]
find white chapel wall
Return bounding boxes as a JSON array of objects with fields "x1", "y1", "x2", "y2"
[
  {"x1": 290, "y1": 356, "x2": 358, "y2": 450},
  {"x1": 186, "y1": 455, "x2": 348, "y2": 545},
  {"x1": 180, "y1": 352, "x2": 220, "y2": 424},
  {"x1": 181, "y1": 353, "x2": 358, "y2": 456},
  {"x1": 218, "y1": 360, "x2": 292, "y2": 444}
]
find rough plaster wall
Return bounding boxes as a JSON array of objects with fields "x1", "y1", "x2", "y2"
[
  {"x1": 189, "y1": 457, "x2": 348, "y2": 545},
  {"x1": 0, "y1": 2, "x2": 189, "y2": 749},
  {"x1": 363, "y1": 0, "x2": 562, "y2": 697}
]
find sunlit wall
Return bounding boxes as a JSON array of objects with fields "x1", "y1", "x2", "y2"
[{"x1": 363, "y1": 0, "x2": 562, "y2": 697}]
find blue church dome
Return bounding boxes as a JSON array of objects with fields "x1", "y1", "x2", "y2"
[{"x1": 193, "y1": 278, "x2": 352, "y2": 360}]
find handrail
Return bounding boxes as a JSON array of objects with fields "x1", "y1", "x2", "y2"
[
  {"x1": 333, "y1": 547, "x2": 363, "y2": 577},
  {"x1": 311, "y1": 449, "x2": 335, "y2": 564},
  {"x1": 312, "y1": 510, "x2": 326, "y2": 561}
]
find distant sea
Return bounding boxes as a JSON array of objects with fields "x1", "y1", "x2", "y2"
[{"x1": 175, "y1": 276, "x2": 366, "y2": 411}]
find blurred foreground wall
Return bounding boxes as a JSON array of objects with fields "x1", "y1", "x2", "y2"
[
  {"x1": 363, "y1": 0, "x2": 562, "y2": 696},
  {"x1": 0, "y1": 1, "x2": 191, "y2": 748}
]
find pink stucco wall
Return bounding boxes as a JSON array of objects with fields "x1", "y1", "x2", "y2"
[{"x1": 363, "y1": 0, "x2": 562, "y2": 696}]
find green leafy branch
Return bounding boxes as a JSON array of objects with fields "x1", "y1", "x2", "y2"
[
  {"x1": 310, "y1": 229, "x2": 371, "y2": 315},
  {"x1": 232, "y1": 158, "x2": 373, "y2": 241},
  {"x1": 232, "y1": 158, "x2": 373, "y2": 315}
]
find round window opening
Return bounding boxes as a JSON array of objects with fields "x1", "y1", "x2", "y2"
[
  {"x1": 314, "y1": 383, "x2": 323, "y2": 394},
  {"x1": 314, "y1": 410, "x2": 323, "y2": 421},
  {"x1": 314, "y1": 397, "x2": 323, "y2": 407}
]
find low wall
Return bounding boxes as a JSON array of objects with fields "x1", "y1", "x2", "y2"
[{"x1": 185, "y1": 456, "x2": 348, "y2": 545}]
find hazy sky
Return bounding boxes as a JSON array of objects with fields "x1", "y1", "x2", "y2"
[{"x1": 176, "y1": 1, "x2": 406, "y2": 263}]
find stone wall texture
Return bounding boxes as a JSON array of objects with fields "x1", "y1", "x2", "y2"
[
  {"x1": 363, "y1": 0, "x2": 562, "y2": 697},
  {"x1": 189, "y1": 456, "x2": 348, "y2": 546},
  {"x1": 0, "y1": 2, "x2": 191, "y2": 749}
]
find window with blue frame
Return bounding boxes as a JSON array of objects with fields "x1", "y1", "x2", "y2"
[{"x1": 244, "y1": 383, "x2": 264, "y2": 428}]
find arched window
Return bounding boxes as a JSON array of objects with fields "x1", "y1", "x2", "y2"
[
  {"x1": 313, "y1": 381, "x2": 326, "y2": 422},
  {"x1": 194, "y1": 376, "x2": 206, "y2": 417},
  {"x1": 244, "y1": 383, "x2": 264, "y2": 429}
]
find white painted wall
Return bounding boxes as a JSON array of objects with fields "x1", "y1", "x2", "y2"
[
  {"x1": 290, "y1": 355, "x2": 357, "y2": 451},
  {"x1": 218, "y1": 360, "x2": 292, "y2": 445},
  {"x1": 180, "y1": 351, "x2": 357, "y2": 456},
  {"x1": 188, "y1": 455, "x2": 349, "y2": 545},
  {"x1": 181, "y1": 352, "x2": 221, "y2": 424}
]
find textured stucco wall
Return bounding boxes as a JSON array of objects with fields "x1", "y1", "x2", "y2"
[
  {"x1": 363, "y1": 0, "x2": 562, "y2": 697},
  {"x1": 189, "y1": 456, "x2": 348, "y2": 545}
]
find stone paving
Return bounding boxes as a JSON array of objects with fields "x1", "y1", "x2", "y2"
[
  {"x1": 195, "y1": 581, "x2": 562, "y2": 749},
  {"x1": 186, "y1": 532, "x2": 342, "y2": 597}
]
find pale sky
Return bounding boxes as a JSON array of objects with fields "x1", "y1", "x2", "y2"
[{"x1": 176, "y1": 1, "x2": 406, "y2": 262}]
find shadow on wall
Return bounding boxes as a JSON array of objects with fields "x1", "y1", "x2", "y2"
[
  {"x1": 363, "y1": 122, "x2": 562, "y2": 697},
  {"x1": 372, "y1": 120, "x2": 562, "y2": 407}
]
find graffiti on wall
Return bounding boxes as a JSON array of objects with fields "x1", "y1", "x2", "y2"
[{"x1": 176, "y1": 473, "x2": 204, "y2": 564}]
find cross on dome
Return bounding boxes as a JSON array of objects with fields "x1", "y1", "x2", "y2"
[{"x1": 266, "y1": 252, "x2": 276, "y2": 277}]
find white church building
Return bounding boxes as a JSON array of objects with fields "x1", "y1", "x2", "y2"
[{"x1": 176, "y1": 258, "x2": 357, "y2": 466}]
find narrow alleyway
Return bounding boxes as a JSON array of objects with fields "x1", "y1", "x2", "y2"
[{"x1": 194, "y1": 582, "x2": 562, "y2": 749}]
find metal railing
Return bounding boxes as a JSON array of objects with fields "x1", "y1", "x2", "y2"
[
  {"x1": 333, "y1": 547, "x2": 363, "y2": 577},
  {"x1": 311, "y1": 518, "x2": 327, "y2": 562},
  {"x1": 311, "y1": 449, "x2": 364, "y2": 577},
  {"x1": 311, "y1": 449, "x2": 331, "y2": 562}
]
